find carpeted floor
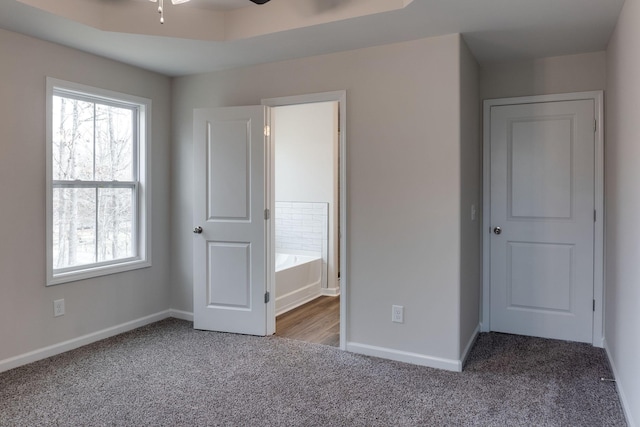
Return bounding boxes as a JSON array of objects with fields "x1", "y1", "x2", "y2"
[{"x1": 0, "y1": 319, "x2": 626, "y2": 426}]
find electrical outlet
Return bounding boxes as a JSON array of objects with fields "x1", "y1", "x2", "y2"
[
  {"x1": 53, "y1": 299, "x2": 65, "y2": 317},
  {"x1": 392, "y1": 305, "x2": 404, "y2": 323}
]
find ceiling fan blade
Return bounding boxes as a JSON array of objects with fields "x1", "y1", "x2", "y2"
[{"x1": 249, "y1": 0, "x2": 271, "y2": 4}]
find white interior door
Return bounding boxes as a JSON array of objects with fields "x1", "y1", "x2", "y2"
[
  {"x1": 193, "y1": 106, "x2": 269, "y2": 335},
  {"x1": 489, "y1": 99, "x2": 595, "y2": 343}
]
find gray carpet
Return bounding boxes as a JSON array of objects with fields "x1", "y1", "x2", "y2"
[{"x1": 0, "y1": 319, "x2": 626, "y2": 426}]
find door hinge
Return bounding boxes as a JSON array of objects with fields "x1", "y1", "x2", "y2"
[
  {"x1": 265, "y1": 291, "x2": 270, "y2": 304},
  {"x1": 593, "y1": 299, "x2": 596, "y2": 312},
  {"x1": 594, "y1": 210, "x2": 597, "y2": 222},
  {"x1": 594, "y1": 119, "x2": 597, "y2": 133},
  {"x1": 264, "y1": 208, "x2": 270, "y2": 220}
]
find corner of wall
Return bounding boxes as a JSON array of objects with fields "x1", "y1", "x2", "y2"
[{"x1": 457, "y1": 34, "x2": 482, "y2": 359}]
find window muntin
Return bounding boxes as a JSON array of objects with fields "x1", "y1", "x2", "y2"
[{"x1": 47, "y1": 79, "x2": 150, "y2": 285}]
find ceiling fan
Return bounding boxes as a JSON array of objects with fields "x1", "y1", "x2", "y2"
[{"x1": 150, "y1": 0, "x2": 272, "y2": 24}]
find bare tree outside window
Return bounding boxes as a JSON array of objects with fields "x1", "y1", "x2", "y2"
[{"x1": 51, "y1": 93, "x2": 136, "y2": 271}]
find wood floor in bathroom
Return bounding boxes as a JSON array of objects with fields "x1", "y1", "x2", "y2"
[{"x1": 276, "y1": 296, "x2": 340, "y2": 347}]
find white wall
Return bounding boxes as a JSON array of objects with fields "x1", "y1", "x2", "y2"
[
  {"x1": 172, "y1": 34, "x2": 474, "y2": 366},
  {"x1": 605, "y1": 0, "x2": 640, "y2": 424},
  {"x1": 0, "y1": 29, "x2": 172, "y2": 364},
  {"x1": 458, "y1": 38, "x2": 481, "y2": 360},
  {"x1": 480, "y1": 51, "x2": 606, "y2": 100},
  {"x1": 274, "y1": 102, "x2": 339, "y2": 291}
]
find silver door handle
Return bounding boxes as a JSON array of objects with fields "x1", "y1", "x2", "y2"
[
  {"x1": 493, "y1": 227, "x2": 502, "y2": 235},
  {"x1": 193, "y1": 226, "x2": 203, "y2": 234}
]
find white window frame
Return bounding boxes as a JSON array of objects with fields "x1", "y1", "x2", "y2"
[{"x1": 46, "y1": 78, "x2": 152, "y2": 286}]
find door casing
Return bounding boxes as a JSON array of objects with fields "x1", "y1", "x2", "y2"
[
  {"x1": 482, "y1": 91, "x2": 604, "y2": 347},
  {"x1": 262, "y1": 91, "x2": 348, "y2": 350}
]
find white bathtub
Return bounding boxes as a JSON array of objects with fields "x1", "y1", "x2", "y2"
[{"x1": 275, "y1": 253, "x2": 322, "y2": 315}]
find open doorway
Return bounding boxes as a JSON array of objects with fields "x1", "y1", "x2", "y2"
[{"x1": 264, "y1": 93, "x2": 345, "y2": 348}]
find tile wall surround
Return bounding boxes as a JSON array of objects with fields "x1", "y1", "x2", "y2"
[{"x1": 275, "y1": 201, "x2": 327, "y2": 253}]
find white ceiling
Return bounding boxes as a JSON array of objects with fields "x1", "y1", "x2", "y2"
[
  {"x1": 168, "y1": 0, "x2": 248, "y2": 11},
  {"x1": 0, "y1": 0, "x2": 625, "y2": 76},
  {"x1": 131, "y1": 0, "x2": 248, "y2": 11}
]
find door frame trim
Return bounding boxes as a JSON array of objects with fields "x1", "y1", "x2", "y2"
[
  {"x1": 482, "y1": 91, "x2": 604, "y2": 347},
  {"x1": 262, "y1": 91, "x2": 347, "y2": 351}
]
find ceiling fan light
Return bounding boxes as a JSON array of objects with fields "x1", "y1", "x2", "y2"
[{"x1": 171, "y1": 0, "x2": 190, "y2": 4}]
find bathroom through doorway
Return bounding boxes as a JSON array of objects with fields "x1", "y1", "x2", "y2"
[{"x1": 264, "y1": 92, "x2": 346, "y2": 348}]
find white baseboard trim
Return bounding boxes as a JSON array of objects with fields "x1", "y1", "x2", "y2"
[
  {"x1": 321, "y1": 287, "x2": 340, "y2": 296},
  {"x1": 479, "y1": 322, "x2": 489, "y2": 333},
  {"x1": 347, "y1": 342, "x2": 462, "y2": 372},
  {"x1": 594, "y1": 335, "x2": 605, "y2": 349},
  {"x1": 604, "y1": 339, "x2": 637, "y2": 427},
  {"x1": 460, "y1": 324, "x2": 480, "y2": 370},
  {"x1": 0, "y1": 310, "x2": 171, "y2": 374},
  {"x1": 169, "y1": 309, "x2": 194, "y2": 321}
]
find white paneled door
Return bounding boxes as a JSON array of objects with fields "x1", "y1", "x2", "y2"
[
  {"x1": 489, "y1": 99, "x2": 595, "y2": 343},
  {"x1": 193, "y1": 106, "x2": 269, "y2": 335}
]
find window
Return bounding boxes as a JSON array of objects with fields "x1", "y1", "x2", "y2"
[{"x1": 46, "y1": 78, "x2": 151, "y2": 285}]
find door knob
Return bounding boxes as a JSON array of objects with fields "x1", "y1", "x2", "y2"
[
  {"x1": 193, "y1": 226, "x2": 203, "y2": 234},
  {"x1": 493, "y1": 226, "x2": 502, "y2": 235}
]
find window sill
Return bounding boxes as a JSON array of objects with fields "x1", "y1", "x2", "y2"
[{"x1": 47, "y1": 258, "x2": 151, "y2": 286}]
